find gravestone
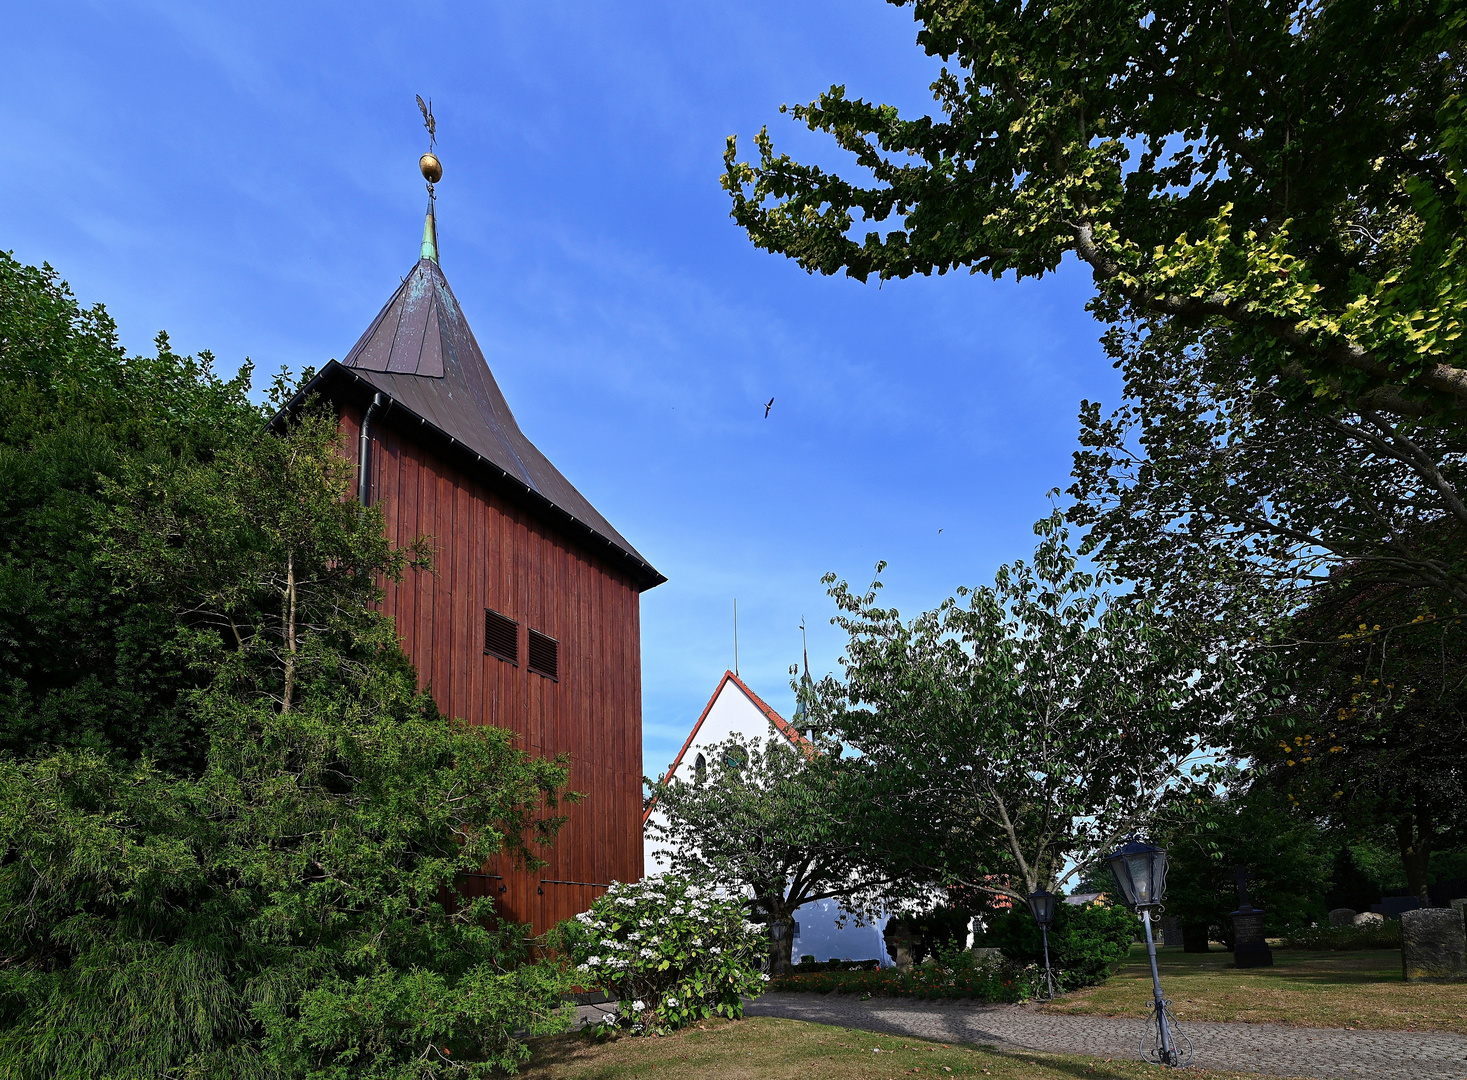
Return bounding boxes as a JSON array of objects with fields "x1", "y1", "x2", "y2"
[
  {"x1": 1230, "y1": 866, "x2": 1274, "y2": 968},
  {"x1": 1328, "y1": 907, "x2": 1357, "y2": 927},
  {"x1": 1160, "y1": 916, "x2": 1183, "y2": 946},
  {"x1": 1353, "y1": 911, "x2": 1384, "y2": 928},
  {"x1": 1451, "y1": 898, "x2": 1467, "y2": 917},
  {"x1": 1401, "y1": 907, "x2": 1467, "y2": 982},
  {"x1": 1181, "y1": 922, "x2": 1211, "y2": 952},
  {"x1": 1375, "y1": 895, "x2": 1422, "y2": 919}
]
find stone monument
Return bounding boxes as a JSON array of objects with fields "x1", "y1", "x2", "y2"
[
  {"x1": 883, "y1": 920, "x2": 919, "y2": 973},
  {"x1": 1230, "y1": 866, "x2": 1274, "y2": 968},
  {"x1": 1328, "y1": 907, "x2": 1357, "y2": 927},
  {"x1": 1181, "y1": 921, "x2": 1211, "y2": 952},
  {"x1": 1401, "y1": 907, "x2": 1467, "y2": 982},
  {"x1": 1160, "y1": 915, "x2": 1183, "y2": 947},
  {"x1": 1353, "y1": 911, "x2": 1384, "y2": 928}
]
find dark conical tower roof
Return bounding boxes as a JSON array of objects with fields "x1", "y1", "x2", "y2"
[{"x1": 282, "y1": 216, "x2": 663, "y2": 589}]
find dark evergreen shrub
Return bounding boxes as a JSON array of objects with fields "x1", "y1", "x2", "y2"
[
  {"x1": 976, "y1": 900, "x2": 1139, "y2": 989},
  {"x1": 1282, "y1": 922, "x2": 1402, "y2": 950}
]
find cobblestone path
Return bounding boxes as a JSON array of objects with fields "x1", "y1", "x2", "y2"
[{"x1": 745, "y1": 992, "x2": 1467, "y2": 1080}]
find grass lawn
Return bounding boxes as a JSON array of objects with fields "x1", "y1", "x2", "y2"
[
  {"x1": 1042, "y1": 945, "x2": 1467, "y2": 1032},
  {"x1": 519, "y1": 1015, "x2": 1273, "y2": 1080}
]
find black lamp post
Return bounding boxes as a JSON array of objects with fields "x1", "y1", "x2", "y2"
[
  {"x1": 1025, "y1": 889, "x2": 1057, "y2": 999},
  {"x1": 1104, "y1": 840, "x2": 1193, "y2": 1068}
]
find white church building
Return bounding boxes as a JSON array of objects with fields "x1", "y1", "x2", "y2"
[{"x1": 643, "y1": 670, "x2": 892, "y2": 965}]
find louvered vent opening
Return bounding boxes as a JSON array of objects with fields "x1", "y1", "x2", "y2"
[
  {"x1": 484, "y1": 609, "x2": 518, "y2": 664},
  {"x1": 528, "y1": 629, "x2": 559, "y2": 681}
]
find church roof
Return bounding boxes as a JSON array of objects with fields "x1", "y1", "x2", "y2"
[{"x1": 283, "y1": 223, "x2": 663, "y2": 590}]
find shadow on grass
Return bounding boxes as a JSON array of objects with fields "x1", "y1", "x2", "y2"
[
  {"x1": 977, "y1": 1044, "x2": 1185, "y2": 1080},
  {"x1": 521, "y1": 1018, "x2": 1259, "y2": 1080},
  {"x1": 1137, "y1": 947, "x2": 1401, "y2": 988}
]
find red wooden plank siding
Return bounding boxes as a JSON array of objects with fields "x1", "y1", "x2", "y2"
[{"x1": 355, "y1": 411, "x2": 643, "y2": 934}]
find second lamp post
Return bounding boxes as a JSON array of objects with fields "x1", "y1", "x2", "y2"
[
  {"x1": 1104, "y1": 839, "x2": 1193, "y2": 1068},
  {"x1": 1025, "y1": 889, "x2": 1057, "y2": 999}
]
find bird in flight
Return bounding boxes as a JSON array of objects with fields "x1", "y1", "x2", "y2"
[
  {"x1": 938, "y1": 528, "x2": 943, "y2": 534},
  {"x1": 764, "y1": 397, "x2": 775, "y2": 418}
]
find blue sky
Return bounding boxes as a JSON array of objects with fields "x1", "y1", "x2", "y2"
[{"x1": 0, "y1": 0, "x2": 1122, "y2": 780}]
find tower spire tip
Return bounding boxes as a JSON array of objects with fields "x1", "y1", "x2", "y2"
[{"x1": 415, "y1": 95, "x2": 441, "y2": 263}]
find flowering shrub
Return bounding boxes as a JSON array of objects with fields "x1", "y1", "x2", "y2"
[
  {"x1": 551, "y1": 876, "x2": 766, "y2": 1034},
  {"x1": 1283, "y1": 921, "x2": 1402, "y2": 950}
]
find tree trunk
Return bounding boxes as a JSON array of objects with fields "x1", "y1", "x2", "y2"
[
  {"x1": 767, "y1": 915, "x2": 795, "y2": 976},
  {"x1": 282, "y1": 551, "x2": 297, "y2": 713},
  {"x1": 1395, "y1": 811, "x2": 1436, "y2": 908}
]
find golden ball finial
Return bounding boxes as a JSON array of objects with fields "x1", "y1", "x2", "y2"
[{"x1": 419, "y1": 153, "x2": 443, "y2": 184}]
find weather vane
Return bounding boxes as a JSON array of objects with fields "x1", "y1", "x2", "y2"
[{"x1": 416, "y1": 95, "x2": 442, "y2": 197}]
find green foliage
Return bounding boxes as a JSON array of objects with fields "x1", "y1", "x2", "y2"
[
  {"x1": 772, "y1": 947, "x2": 1025, "y2": 1002},
  {"x1": 723, "y1": 0, "x2": 1467, "y2": 418},
  {"x1": 787, "y1": 958, "x2": 880, "y2": 972},
  {"x1": 0, "y1": 552, "x2": 576, "y2": 1077},
  {"x1": 1325, "y1": 845, "x2": 1386, "y2": 912},
  {"x1": 1241, "y1": 580, "x2": 1467, "y2": 905},
  {"x1": 975, "y1": 902, "x2": 1139, "y2": 991},
  {"x1": 1154, "y1": 787, "x2": 1331, "y2": 938},
  {"x1": 258, "y1": 962, "x2": 573, "y2": 1079},
  {"x1": 810, "y1": 512, "x2": 1233, "y2": 904},
  {"x1": 550, "y1": 877, "x2": 766, "y2": 1036},
  {"x1": 1068, "y1": 312, "x2": 1467, "y2": 624},
  {"x1": 1067, "y1": 316, "x2": 1467, "y2": 912},
  {"x1": 646, "y1": 734, "x2": 905, "y2": 974},
  {"x1": 0, "y1": 277, "x2": 580, "y2": 1079},
  {"x1": 0, "y1": 252, "x2": 263, "y2": 770},
  {"x1": 1282, "y1": 923, "x2": 1404, "y2": 951},
  {"x1": 886, "y1": 902, "x2": 975, "y2": 965}
]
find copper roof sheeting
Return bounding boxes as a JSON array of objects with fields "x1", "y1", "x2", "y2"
[{"x1": 284, "y1": 256, "x2": 663, "y2": 589}]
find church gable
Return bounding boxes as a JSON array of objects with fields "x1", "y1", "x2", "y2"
[{"x1": 653, "y1": 671, "x2": 812, "y2": 801}]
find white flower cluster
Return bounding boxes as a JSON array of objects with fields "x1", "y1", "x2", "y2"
[{"x1": 570, "y1": 873, "x2": 767, "y2": 1033}]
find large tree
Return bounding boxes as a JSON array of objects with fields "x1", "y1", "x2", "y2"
[
  {"x1": 0, "y1": 257, "x2": 578, "y2": 1078},
  {"x1": 647, "y1": 735, "x2": 907, "y2": 975},
  {"x1": 1068, "y1": 322, "x2": 1467, "y2": 615},
  {"x1": 1241, "y1": 577, "x2": 1467, "y2": 906},
  {"x1": 723, "y1": 0, "x2": 1466, "y2": 417},
  {"x1": 0, "y1": 252, "x2": 263, "y2": 769},
  {"x1": 1152, "y1": 785, "x2": 1330, "y2": 948},
  {"x1": 808, "y1": 513, "x2": 1236, "y2": 905}
]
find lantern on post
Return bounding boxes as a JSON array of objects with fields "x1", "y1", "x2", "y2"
[
  {"x1": 1025, "y1": 889, "x2": 1057, "y2": 999},
  {"x1": 1104, "y1": 840, "x2": 1193, "y2": 1068}
]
